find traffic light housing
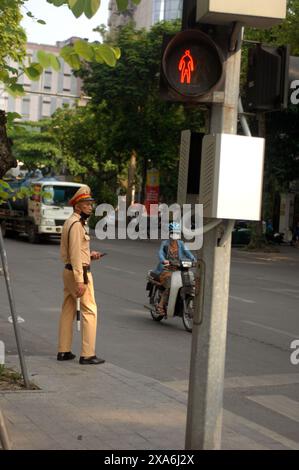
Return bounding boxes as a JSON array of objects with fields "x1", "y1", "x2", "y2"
[
  {"x1": 245, "y1": 44, "x2": 290, "y2": 112},
  {"x1": 159, "y1": 28, "x2": 226, "y2": 104}
]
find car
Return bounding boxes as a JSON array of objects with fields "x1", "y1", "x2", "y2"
[{"x1": 232, "y1": 221, "x2": 251, "y2": 245}]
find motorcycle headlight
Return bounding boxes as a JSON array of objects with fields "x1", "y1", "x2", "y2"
[{"x1": 181, "y1": 260, "x2": 193, "y2": 268}]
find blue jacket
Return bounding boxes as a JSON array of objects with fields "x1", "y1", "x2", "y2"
[{"x1": 154, "y1": 240, "x2": 196, "y2": 275}]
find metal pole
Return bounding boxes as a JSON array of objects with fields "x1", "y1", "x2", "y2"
[
  {"x1": 238, "y1": 98, "x2": 252, "y2": 137},
  {"x1": 0, "y1": 410, "x2": 11, "y2": 450},
  {"x1": 185, "y1": 27, "x2": 243, "y2": 450},
  {"x1": 0, "y1": 229, "x2": 30, "y2": 388}
]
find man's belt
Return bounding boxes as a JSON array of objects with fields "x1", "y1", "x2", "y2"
[
  {"x1": 65, "y1": 264, "x2": 91, "y2": 272},
  {"x1": 64, "y1": 264, "x2": 91, "y2": 284}
]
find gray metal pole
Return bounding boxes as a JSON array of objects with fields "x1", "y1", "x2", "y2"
[
  {"x1": 0, "y1": 229, "x2": 30, "y2": 388},
  {"x1": 0, "y1": 410, "x2": 11, "y2": 450},
  {"x1": 185, "y1": 27, "x2": 243, "y2": 450},
  {"x1": 238, "y1": 98, "x2": 252, "y2": 137}
]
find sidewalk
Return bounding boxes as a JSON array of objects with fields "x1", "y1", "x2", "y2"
[
  {"x1": 233, "y1": 244, "x2": 299, "y2": 260},
  {"x1": 1, "y1": 355, "x2": 299, "y2": 450}
]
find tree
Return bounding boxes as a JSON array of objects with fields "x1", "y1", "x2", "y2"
[
  {"x1": 0, "y1": 0, "x2": 141, "y2": 179},
  {"x1": 5, "y1": 101, "x2": 129, "y2": 206},
  {"x1": 80, "y1": 22, "x2": 204, "y2": 203},
  {"x1": 244, "y1": 0, "x2": 299, "y2": 55},
  {"x1": 241, "y1": 1, "x2": 299, "y2": 247},
  {"x1": 244, "y1": 103, "x2": 299, "y2": 247},
  {"x1": 8, "y1": 119, "x2": 61, "y2": 172}
]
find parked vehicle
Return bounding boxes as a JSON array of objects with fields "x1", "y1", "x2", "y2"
[
  {"x1": 0, "y1": 178, "x2": 83, "y2": 243},
  {"x1": 145, "y1": 259, "x2": 196, "y2": 332},
  {"x1": 232, "y1": 220, "x2": 252, "y2": 245}
]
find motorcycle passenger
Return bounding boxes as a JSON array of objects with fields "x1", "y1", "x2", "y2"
[{"x1": 155, "y1": 222, "x2": 196, "y2": 315}]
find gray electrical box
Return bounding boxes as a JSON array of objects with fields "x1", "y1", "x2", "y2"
[
  {"x1": 199, "y1": 134, "x2": 265, "y2": 220},
  {"x1": 197, "y1": 0, "x2": 287, "y2": 28}
]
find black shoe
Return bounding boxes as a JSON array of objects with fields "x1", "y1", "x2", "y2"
[
  {"x1": 79, "y1": 355, "x2": 105, "y2": 365},
  {"x1": 57, "y1": 352, "x2": 76, "y2": 361}
]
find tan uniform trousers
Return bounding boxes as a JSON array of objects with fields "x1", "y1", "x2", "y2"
[{"x1": 58, "y1": 269, "x2": 97, "y2": 357}]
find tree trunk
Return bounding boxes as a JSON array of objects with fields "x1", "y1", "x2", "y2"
[
  {"x1": 141, "y1": 156, "x2": 148, "y2": 205},
  {"x1": 127, "y1": 150, "x2": 137, "y2": 208},
  {"x1": 0, "y1": 111, "x2": 17, "y2": 179}
]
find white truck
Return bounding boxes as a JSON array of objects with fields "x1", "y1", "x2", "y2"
[{"x1": 0, "y1": 179, "x2": 83, "y2": 243}]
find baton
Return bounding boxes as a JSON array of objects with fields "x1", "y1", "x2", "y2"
[{"x1": 76, "y1": 298, "x2": 81, "y2": 332}]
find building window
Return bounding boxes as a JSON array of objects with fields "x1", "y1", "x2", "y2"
[
  {"x1": 42, "y1": 100, "x2": 51, "y2": 117},
  {"x1": 63, "y1": 73, "x2": 72, "y2": 92},
  {"x1": 22, "y1": 98, "x2": 30, "y2": 118},
  {"x1": 44, "y1": 70, "x2": 52, "y2": 90}
]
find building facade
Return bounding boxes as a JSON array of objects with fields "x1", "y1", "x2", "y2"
[
  {"x1": 108, "y1": 0, "x2": 183, "y2": 31},
  {"x1": 0, "y1": 38, "x2": 87, "y2": 122},
  {"x1": 152, "y1": 0, "x2": 183, "y2": 23}
]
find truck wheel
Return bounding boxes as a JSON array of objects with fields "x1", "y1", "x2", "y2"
[
  {"x1": 0, "y1": 222, "x2": 14, "y2": 239},
  {"x1": 27, "y1": 224, "x2": 39, "y2": 244},
  {"x1": 0, "y1": 221, "x2": 7, "y2": 238}
]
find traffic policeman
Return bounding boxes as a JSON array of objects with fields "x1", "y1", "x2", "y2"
[{"x1": 57, "y1": 185, "x2": 105, "y2": 365}]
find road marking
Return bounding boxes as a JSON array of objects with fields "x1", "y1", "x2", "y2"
[
  {"x1": 226, "y1": 374, "x2": 299, "y2": 389},
  {"x1": 164, "y1": 374, "x2": 299, "y2": 393},
  {"x1": 232, "y1": 259, "x2": 268, "y2": 265},
  {"x1": 243, "y1": 320, "x2": 299, "y2": 339},
  {"x1": 248, "y1": 395, "x2": 299, "y2": 423},
  {"x1": 224, "y1": 409, "x2": 299, "y2": 450},
  {"x1": 162, "y1": 383, "x2": 299, "y2": 449},
  {"x1": 259, "y1": 287, "x2": 299, "y2": 299},
  {"x1": 105, "y1": 265, "x2": 136, "y2": 275},
  {"x1": 230, "y1": 296, "x2": 256, "y2": 304},
  {"x1": 163, "y1": 380, "x2": 188, "y2": 393}
]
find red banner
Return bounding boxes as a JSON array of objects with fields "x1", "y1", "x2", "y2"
[{"x1": 145, "y1": 169, "x2": 160, "y2": 215}]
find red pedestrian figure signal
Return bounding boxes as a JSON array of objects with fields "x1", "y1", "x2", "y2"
[{"x1": 179, "y1": 50, "x2": 195, "y2": 84}]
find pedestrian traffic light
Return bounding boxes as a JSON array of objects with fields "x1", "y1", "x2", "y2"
[
  {"x1": 159, "y1": 29, "x2": 225, "y2": 104},
  {"x1": 245, "y1": 44, "x2": 290, "y2": 112}
]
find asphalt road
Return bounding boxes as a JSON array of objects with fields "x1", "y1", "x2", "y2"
[{"x1": 1, "y1": 234, "x2": 299, "y2": 446}]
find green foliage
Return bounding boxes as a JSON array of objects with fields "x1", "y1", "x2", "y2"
[
  {"x1": 0, "y1": 0, "x2": 142, "y2": 203},
  {"x1": 0, "y1": 177, "x2": 39, "y2": 205},
  {"x1": 245, "y1": 0, "x2": 299, "y2": 54},
  {"x1": 47, "y1": 0, "x2": 101, "y2": 19},
  {"x1": 5, "y1": 103, "x2": 127, "y2": 203},
  {"x1": 116, "y1": 0, "x2": 141, "y2": 11},
  {"x1": 0, "y1": 0, "x2": 136, "y2": 98},
  {"x1": 46, "y1": 0, "x2": 141, "y2": 18},
  {"x1": 0, "y1": 1, "x2": 26, "y2": 68},
  {"x1": 8, "y1": 120, "x2": 61, "y2": 171},
  {"x1": 242, "y1": 0, "x2": 299, "y2": 196}
]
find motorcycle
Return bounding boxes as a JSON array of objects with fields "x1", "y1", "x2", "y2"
[{"x1": 145, "y1": 260, "x2": 196, "y2": 332}]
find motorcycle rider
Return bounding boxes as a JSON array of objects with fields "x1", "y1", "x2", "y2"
[{"x1": 155, "y1": 222, "x2": 196, "y2": 315}]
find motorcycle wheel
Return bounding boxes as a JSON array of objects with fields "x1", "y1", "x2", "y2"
[
  {"x1": 182, "y1": 297, "x2": 194, "y2": 332},
  {"x1": 150, "y1": 289, "x2": 164, "y2": 322}
]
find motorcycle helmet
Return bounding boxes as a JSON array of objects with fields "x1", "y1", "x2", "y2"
[{"x1": 169, "y1": 222, "x2": 181, "y2": 234}]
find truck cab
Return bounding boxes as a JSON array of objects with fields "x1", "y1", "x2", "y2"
[{"x1": 0, "y1": 179, "x2": 84, "y2": 243}]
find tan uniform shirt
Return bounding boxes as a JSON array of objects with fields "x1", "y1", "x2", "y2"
[{"x1": 60, "y1": 212, "x2": 91, "y2": 283}]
